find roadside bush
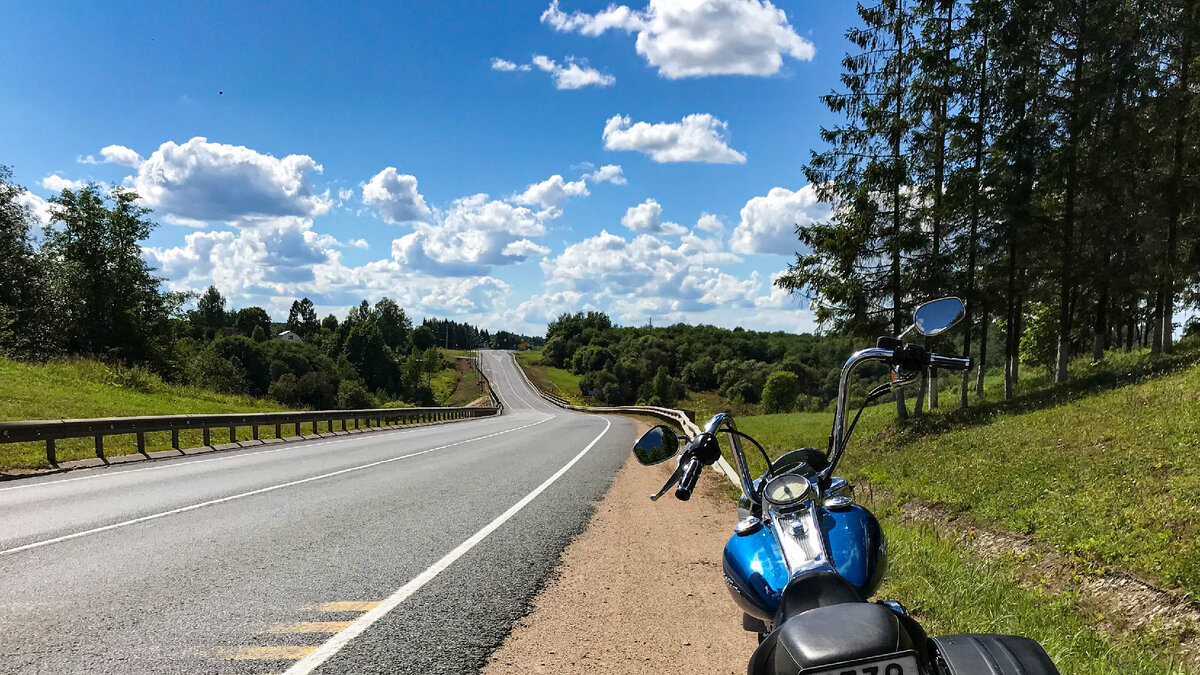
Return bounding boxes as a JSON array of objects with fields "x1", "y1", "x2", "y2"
[
  {"x1": 336, "y1": 379, "x2": 376, "y2": 409},
  {"x1": 298, "y1": 371, "x2": 337, "y2": 409},
  {"x1": 187, "y1": 349, "x2": 249, "y2": 395},
  {"x1": 268, "y1": 372, "x2": 301, "y2": 406},
  {"x1": 761, "y1": 371, "x2": 801, "y2": 414},
  {"x1": 102, "y1": 364, "x2": 159, "y2": 393}
]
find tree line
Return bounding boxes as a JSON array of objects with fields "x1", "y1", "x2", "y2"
[
  {"x1": 0, "y1": 175, "x2": 511, "y2": 409},
  {"x1": 784, "y1": 0, "x2": 1200, "y2": 415},
  {"x1": 542, "y1": 311, "x2": 893, "y2": 413}
]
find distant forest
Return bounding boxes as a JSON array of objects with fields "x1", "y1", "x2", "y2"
[{"x1": 0, "y1": 174, "x2": 538, "y2": 409}]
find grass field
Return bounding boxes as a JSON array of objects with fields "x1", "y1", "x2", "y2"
[
  {"x1": 513, "y1": 350, "x2": 585, "y2": 404},
  {"x1": 432, "y1": 353, "x2": 486, "y2": 406},
  {"x1": 721, "y1": 346, "x2": 1200, "y2": 673},
  {"x1": 0, "y1": 352, "x2": 487, "y2": 470},
  {"x1": 0, "y1": 357, "x2": 288, "y2": 469}
]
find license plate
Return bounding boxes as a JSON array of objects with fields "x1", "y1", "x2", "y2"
[{"x1": 802, "y1": 651, "x2": 920, "y2": 675}]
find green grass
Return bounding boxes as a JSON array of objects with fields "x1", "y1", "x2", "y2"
[
  {"x1": 431, "y1": 354, "x2": 486, "y2": 407},
  {"x1": 735, "y1": 347, "x2": 1200, "y2": 596},
  {"x1": 513, "y1": 350, "x2": 584, "y2": 404},
  {"x1": 0, "y1": 357, "x2": 288, "y2": 469},
  {"x1": 876, "y1": 509, "x2": 1189, "y2": 674}
]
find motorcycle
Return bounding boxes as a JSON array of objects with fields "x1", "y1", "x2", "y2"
[{"x1": 632, "y1": 297, "x2": 1060, "y2": 675}]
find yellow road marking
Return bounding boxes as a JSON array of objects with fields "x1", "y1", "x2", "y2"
[
  {"x1": 229, "y1": 645, "x2": 319, "y2": 660},
  {"x1": 268, "y1": 621, "x2": 355, "y2": 633},
  {"x1": 303, "y1": 601, "x2": 381, "y2": 612}
]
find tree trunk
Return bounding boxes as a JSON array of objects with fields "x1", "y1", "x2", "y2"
[
  {"x1": 892, "y1": 0, "x2": 908, "y2": 421},
  {"x1": 1162, "y1": 34, "x2": 1190, "y2": 355},
  {"x1": 1055, "y1": 35, "x2": 1084, "y2": 384},
  {"x1": 975, "y1": 315, "x2": 988, "y2": 396},
  {"x1": 914, "y1": 370, "x2": 927, "y2": 415},
  {"x1": 961, "y1": 24, "x2": 988, "y2": 410},
  {"x1": 1151, "y1": 289, "x2": 1163, "y2": 354}
]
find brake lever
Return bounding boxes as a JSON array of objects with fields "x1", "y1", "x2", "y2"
[{"x1": 650, "y1": 464, "x2": 684, "y2": 501}]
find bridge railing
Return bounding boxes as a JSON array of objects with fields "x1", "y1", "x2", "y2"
[
  {"x1": 0, "y1": 405, "x2": 501, "y2": 468},
  {"x1": 508, "y1": 353, "x2": 741, "y2": 486}
]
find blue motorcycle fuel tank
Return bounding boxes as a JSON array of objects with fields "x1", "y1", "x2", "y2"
[{"x1": 722, "y1": 503, "x2": 886, "y2": 622}]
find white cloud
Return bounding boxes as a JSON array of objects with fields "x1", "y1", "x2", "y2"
[
  {"x1": 349, "y1": 238, "x2": 369, "y2": 249},
  {"x1": 535, "y1": 229, "x2": 762, "y2": 324},
  {"x1": 531, "y1": 54, "x2": 615, "y2": 89},
  {"x1": 362, "y1": 168, "x2": 431, "y2": 224},
  {"x1": 730, "y1": 184, "x2": 830, "y2": 254},
  {"x1": 491, "y1": 57, "x2": 531, "y2": 72},
  {"x1": 78, "y1": 144, "x2": 144, "y2": 167},
  {"x1": 40, "y1": 174, "x2": 87, "y2": 192},
  {"x1": 621, "y1": 198, "x2": 687, "y2": 235},
  {"x1": 132, "y1": 137, "x2": 332, "y2": 223},
  {"x1": 513, "y1": 174, "x2": 589, "y2": 218},
  {"x1": 696, "y1": 212, "x2": 724, "y2": 233},
  {"x1": 15, "y1": 189, "x2": 53, "y2": 225},
  {"x1": 583, "y1": 164, "x2": 626, "y2": 185},
  {"x1": 392, "y1": 193, "x2": 547, "y2": 275},
  {"x1": 603, "y1": 114, "x2": 746, "y2": 164},
  {"x1": 541, "y1": 0, "x2": 814, "y2": 79}
]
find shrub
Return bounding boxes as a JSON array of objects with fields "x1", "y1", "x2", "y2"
[
  {"x1": 187, "y1": 350, "x2": 249, "y2": 395},
  {"x1": 336, "y1": 379, "x2": 376, "y2": 409},
  {"x1": 762, "y1": 371, "x2": 801, "y2": 414},
  {"x1": 268, "y1": 372, "x2": 301, "y2": 406}
]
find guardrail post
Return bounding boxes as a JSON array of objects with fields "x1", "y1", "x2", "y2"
[
  {"x1": 94, "y1": 435, "x2": 106, "y2": 463},
  {"x1": 46, "y1": 439, "x2": 57, "y2": 467},
  {"x1": 202, "y1": 427, "x2": 211, "y2": 447},
  {"x1": 137, "y1": 432, "x2": 147, "y2": 456},
  {"x1": 354, "y1": 418, "x2": 360, "y2": 430},
  {"x1": 171, "y1": 429, "x2": 179, "y2": 451},
  {"x1": 252, "y1": 425, "x2": 259, "y2": 440},
  {"x1": 294, "y1": 422, "x2": 301, "y2": 437},
  {"x1": 228, "y1": 426, "x2": 236, "y2": 443},
  {"x1": 312, "y1": 420, "x2": 319, "y2": 435},
  {"x1": 341, "y1": 419, "x2": 347, "y2": 432},
  {"x1": 275, "y1": 423, "x2": 282, "y2": 439}
]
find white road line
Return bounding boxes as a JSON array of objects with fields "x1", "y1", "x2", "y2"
[
  {"x1": 0, "y1": 415, "x2": 509, "y2": 494},
  {"x1": 0, "y1": 417, "x2": 553, "y2": 557},
  {"x1": 282, "y1": 416, "x2": 613, "y2": 675}
]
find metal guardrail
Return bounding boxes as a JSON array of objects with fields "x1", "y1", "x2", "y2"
[
  {"x1": 1, "y1": 349, "x2": 507, "y2": 469},
  {"x1": 507, "y1": 353, "x2": 741, "y2": 486}
]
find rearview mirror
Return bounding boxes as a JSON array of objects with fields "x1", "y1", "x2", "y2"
[
  {"x1": 912, "y1": 297, "x2": 965, "y2": 337},
  {"x1": 633, "y1": 424, "x2": 679, "y2": 466}
]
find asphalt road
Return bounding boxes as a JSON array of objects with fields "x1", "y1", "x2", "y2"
[{"x1": 0, "y1": 351, "x2": 634, "y2": 674}]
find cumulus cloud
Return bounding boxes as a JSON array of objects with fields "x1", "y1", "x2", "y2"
[
  {"x1": 361, "y1": 168, "x2": 431, "y2": 224},
  {"x1": 583, "y1": 164, "x2": 626, "y2": 185},
  {"x1": 491, "y1": 57, "x2": 531, "y2": 72},
  {"x1": 696, "y1": 212, "x2": 724, "y2": 233},
  {"x1": 349, "y1": 238, "x2": 369, "y2": 249},
  {"x1": 493, "y1": 54, "x2": 615, "y2": 89},
  {"x1": 537, "y1": 229, "x2": 759, "y2": 321},
  {"x1": 392, "y1": 193, "x2": 547, "y2": 275},
  {"x1": 513, "y1": 174, "x2": 589, "y2": 218},
  {"x1": 15, "y1": 189, "x2": 53, "y2": 225},
  {"x1": 40, "y1": 174, "x2": 87, "y2": 192},
  {"x1": 541, "y1": 0, "x2": 814, "y2": 79},
  {"x1": 131, "y1": 137, "x2": 332, "y2": 223},
  {"x1": 730, "y1": 184, "x2": 830, "y2": 254},
  {"x1": 603, "y1": 114, "x2": 746, "y2": 164},
  {"x1": 531, "y1": 54, "x2": 615, "y2": 89},
  {"x1": 621, "y1": 198, "x2": 687, "y2": 235},
  {"x1": 78, "y1": 144, "x2": 144, "y2": 167}
]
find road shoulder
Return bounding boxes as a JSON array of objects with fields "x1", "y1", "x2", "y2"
[{"x1": 483, "y1": 421, "x2": 755, "y2": 674}]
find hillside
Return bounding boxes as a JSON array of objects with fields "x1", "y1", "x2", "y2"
[
  {"x1": 730, "y1": 347, "x2": 1200, "y2": 673},
  {"x1": 0, "y1": 352, "x2": 480, "y2": 470}
]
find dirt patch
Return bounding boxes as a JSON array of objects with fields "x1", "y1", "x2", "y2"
[
  {"x1": 893, "y1": 492, "x2": 1200, "y2": 666},
  {"x1": 483, "y1": 422, "x2": 756, "y2": 674}
]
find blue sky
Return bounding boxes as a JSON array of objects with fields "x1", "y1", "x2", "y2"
[{"x1": 1, "y1": 0, "x2": 860, "y2": 335}]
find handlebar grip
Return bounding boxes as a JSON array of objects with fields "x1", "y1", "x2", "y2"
[
  {"x1": 675, "y1": 457, "x2": 702, "y2": 501},
  {"x1": 928, "y1": 353, "x2": 972, "y2": 371}
]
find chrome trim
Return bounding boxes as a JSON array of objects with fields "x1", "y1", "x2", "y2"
[
  {"x1": 733, "y1": 516, "x2": 763, "y2": 536},
  {"x1": 703, "y1": 412, "x2": 758, "y2": 503},
  {"x1": 824, "y1": 495, "x2": 854, "y2": 510},
  {"x1": 824, "y1": 347, "x2": 896, "y2": 480}
]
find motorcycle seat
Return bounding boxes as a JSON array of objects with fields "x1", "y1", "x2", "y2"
[{"x1": 750, "y1": 601, "x2": 926, "y2": 675}]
